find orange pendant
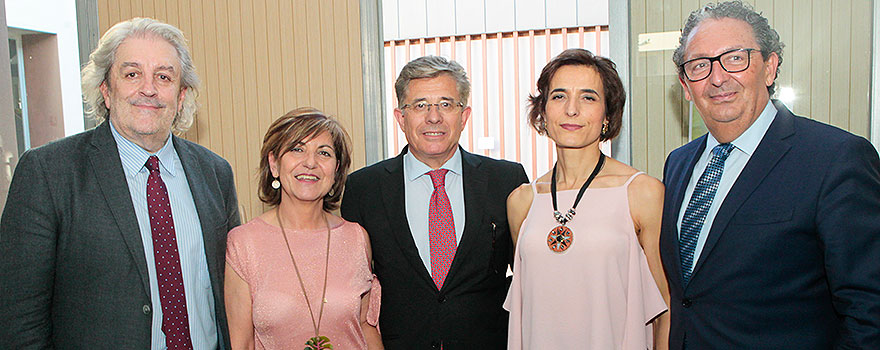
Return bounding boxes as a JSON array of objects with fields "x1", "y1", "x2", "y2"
[{"x1": 547, "y1": 225, "x2": 573, "y2": 252}]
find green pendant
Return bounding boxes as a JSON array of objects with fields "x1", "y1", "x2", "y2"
[{"x1": 305, "y1": 335, "x2": 333, "y2": 350}]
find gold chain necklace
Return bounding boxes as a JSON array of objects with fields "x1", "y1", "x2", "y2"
[{"x1": 276, "y1": 209, "x2": 333, "y2": 350}]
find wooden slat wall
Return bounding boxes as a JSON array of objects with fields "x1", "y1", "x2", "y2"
[
  {"x1": 630, "y1": 0, "x2": 872, "y2": 178},
  {"x1": 98, "y1": 0, "x2": 366, "y2": 221}
]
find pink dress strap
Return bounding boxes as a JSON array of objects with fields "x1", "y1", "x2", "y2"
[{"x1": 623, "y1": 171, "x2": 645, "y2": 187}]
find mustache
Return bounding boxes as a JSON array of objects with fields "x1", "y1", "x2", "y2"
[{"x1": 128, "y1": 98, "x2": 166, "y2": 108}]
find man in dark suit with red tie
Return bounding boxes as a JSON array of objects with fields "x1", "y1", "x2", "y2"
[
  {"x1": 341, "y1": 56, "x2": 528, "y2": 349},
  {"x1": 660, "y1": 1, "x2": 880, "y2": 348}
]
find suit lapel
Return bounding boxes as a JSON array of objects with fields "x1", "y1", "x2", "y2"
[
  {"x1": 691, "y1": 102, "x2": 794, "y2": 278},
  {"x1": 442, "y1": 148, "x2": 486, "y2": 290},
  {"x1": 88, "y1": 122, "x2": 151, "y2": 297},
  {"x1": 381, "y1": 148, "x2": 437, "y2": 289},
  {"x1": 174, "y1": 138, "x2": 223, "y2": 295},
  {"x1": 666, "y1": 137, "x2": 707, "y2": 288}
]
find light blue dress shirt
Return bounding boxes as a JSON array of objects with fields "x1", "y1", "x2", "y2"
[
  {"x1": 677, "y1": 101, "x2": 777, "y2": 271},
  {"x1": 110, "y1": 121, "x2": 217, "y2": 350},
  {"x1": 403, "y1": 148, "x2": 466, "y2": 275}
]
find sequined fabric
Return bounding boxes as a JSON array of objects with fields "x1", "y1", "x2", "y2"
[{"x1": 227, "y1": 218, "x2": 380, "y2": 349}]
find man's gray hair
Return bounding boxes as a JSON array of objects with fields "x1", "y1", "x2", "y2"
[
  {"x1": 395, "y1": 56, "x2": 471, "y2": 106},
  {"x1": 673, "y1": 1, "x2": 784, "y2": 96},
  {"x1": 81, "y1": 17, "x2": 200, "y2": 133}
]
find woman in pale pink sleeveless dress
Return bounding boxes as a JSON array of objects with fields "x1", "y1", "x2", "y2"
[
  {"x1": 225, "y1": 108, "x2": 383, "y2": 350},
  {"x1": 504, "y1": 49, "x2": 670, "y2": 349}
]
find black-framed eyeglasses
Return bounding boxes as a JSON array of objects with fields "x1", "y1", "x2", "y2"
[
  {"x1": 680, "y1": 48, "x2": 761, "y2": 82},
  {"x1": 400, "y1": 100, "x2": 464, "y2": 115}
]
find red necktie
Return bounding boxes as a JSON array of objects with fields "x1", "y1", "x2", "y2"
[
  {"x1": 145, "y1": 156, "x2": 193, "y2": 349},
  {"x1": 428, "y1": 169, "x2": 456, "y2": 289}
]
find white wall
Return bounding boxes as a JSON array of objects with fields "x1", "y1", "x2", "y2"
[
  {"x1": 384, "y1": 0, "x2": 608, "y2": 40},
  {"x1": 6, "y1": 0, "x2": 84, "y2": 136}
]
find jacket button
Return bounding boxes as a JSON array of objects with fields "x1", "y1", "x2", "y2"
[
  {"x1": 682, "y1": 298, "x2": 692, "y2": 308},
  {"x1": 143, "y1": 305, "x2": 151, "y2": 315},
  {"x1": 438, "y1": 294, "x2": 447, "y2": 303}
]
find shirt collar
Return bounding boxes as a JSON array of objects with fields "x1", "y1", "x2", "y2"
[
  {"x1": 706, "y1": 100, "x2": 777, "y2": 156},
  {"x1": 109, "y1": 119, "x2": 178, "y2": 178},
  {"x1": 403, "y1": 147, "x2": 463, "y2": 182}
]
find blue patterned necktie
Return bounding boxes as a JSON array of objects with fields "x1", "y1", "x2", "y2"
[{"x1": 679, "y1": 143, "x2": 735, "y2": 285}]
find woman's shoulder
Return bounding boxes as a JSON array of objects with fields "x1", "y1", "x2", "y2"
[
  {"x1": 334, "y1": 216, "x2": 368, "y2": 237},
  {"x1": 508, "y1": 182, "x2": 535, "y2": 204},
  {"x1": 228, "y1": 216, "x2": 274, "y2": 242},
  {"x1": 600, "y1": 157, "x2": 662, "y2": 190}
]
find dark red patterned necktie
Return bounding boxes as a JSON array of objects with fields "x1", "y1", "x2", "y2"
[
  {"x1": 145, "y1": 156, "x2": 193, "y2": 349},
  {"x1": 428, "y1": 169, "x2": 456, "y2": 289}
]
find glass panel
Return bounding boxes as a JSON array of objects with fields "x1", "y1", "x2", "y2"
[{"x1": 9, "y1": 38, "x2": 26, "y2": 156}]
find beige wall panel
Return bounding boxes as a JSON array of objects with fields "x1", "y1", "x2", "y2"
[
  {"x1": 279, "y1": 0, "x2": 296, "y2": 110},
  {"x1": 265, "y1": 0, "x2": 284, "y2": 123},
  {"x1": 663, "y1": 0, "x2": 685, "y2": 159},
  {"x1": 100, "y1": 0, "x2": 367, "y2": 221},
  {"x1": 850, "y1": 0, "x2": 872, "y2": 138},
  {"x1": 630, "y1": 0, "x2": 648, "y2": 172},
  {"x1": 644, "y1": 0, "x2": 664, "y2": 178},
  {"x1": 771, "y1": 0, "x2": 792, "y2": 91},
  {"x1": 293, "y1": 1, "x2": 310, "y2": 108},
  {"x1": 829, "y1": 0, "x2": 852, "y2": 130},
  {"x1": 630, "y1": 0, "x2": 872, "y2": 181},
  {"x1": 349, "y1": 1, "x2": 366, "y2": 169},
  {"x1": 790, "y1": 0, "x2": 812, "y2": 117},
  {"x1": 810, "y1": 0, "x2": 832, "y2": 124}
]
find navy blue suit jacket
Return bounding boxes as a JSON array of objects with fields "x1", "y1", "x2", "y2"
[{"x1": 660, "y1": 101, "x2": 880, "y2": 349}]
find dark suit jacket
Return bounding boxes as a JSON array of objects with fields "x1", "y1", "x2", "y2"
[
  {"x1": 341, "y1": 146, "x2": 528, "y2": 350},
  {"x1": 0, "y1": 121, "x2": 241, "y2": 349},
  {"x1": 660, "y1": 101, "x2": 880, "y2": 349}
]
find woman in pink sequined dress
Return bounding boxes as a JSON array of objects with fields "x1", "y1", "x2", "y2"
[{"x1": 225, "y1": 108, "x2": 383, "y2": 350}]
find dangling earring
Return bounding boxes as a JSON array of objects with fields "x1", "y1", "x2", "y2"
[
  {"x1": 601, "y1": 120, "x2": 609, "y2": 136},
  {"x1": 327, "y1": 188, "x2": 336, "y2": 197},
  {"x1": 271, "y1": 177, "x2": 281, "y2": 190}
]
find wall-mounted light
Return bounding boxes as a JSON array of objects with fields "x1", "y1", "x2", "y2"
[{"x1": 778, "y1": 86, "x2": 796, "y2": 105}]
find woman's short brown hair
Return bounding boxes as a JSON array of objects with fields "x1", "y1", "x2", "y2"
[
  {"x1": 527, "y1": 48, "x2": 626, "y2": 142},
  {"x1": 258, "y1": 107, "x2": 352, "y2": 211}
]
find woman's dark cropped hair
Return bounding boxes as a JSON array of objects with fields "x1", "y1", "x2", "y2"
[{"x1": 527, "y1": 48, "x2": 626, "y2": 142}]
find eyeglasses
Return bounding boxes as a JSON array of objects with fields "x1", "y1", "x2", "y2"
[
  {"x1": 400, "y1": 100, "x2": 464, "y2": 115},
  {"x1": 680, "y1": 48, "x2": 761, "y2": 82}
]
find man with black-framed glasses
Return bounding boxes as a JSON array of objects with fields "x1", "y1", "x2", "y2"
[
  {"x1": 341, "y1": 56, "x2": 528, "y2": 349},
  {"x1": 660, "y1": 1, "x2": 880, "y2": 349}
]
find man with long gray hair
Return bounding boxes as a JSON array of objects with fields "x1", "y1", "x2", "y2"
[
  {"x1": 660, "y1": 1, "x2": 880, "y2": 348},
  {"x1": 0, "y1": 17, "x2": 240, "y2": 349},
  {"x1": 342, "y1": 56, "x2": 528, "y2": 349}
]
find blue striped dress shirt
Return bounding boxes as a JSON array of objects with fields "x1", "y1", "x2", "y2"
[{"x1": 110, "y1": 121, "x2": 217, "y2": 350}]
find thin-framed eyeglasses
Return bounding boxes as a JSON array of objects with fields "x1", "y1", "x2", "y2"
[
  {"x1": 680, "y1": 48, "x2": 762, "y2": 82},
  {"x1": 400, "y1": 100, "x2": 464, "y2": 115}
]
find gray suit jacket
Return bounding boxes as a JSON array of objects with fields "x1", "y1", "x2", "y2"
[{"x1": 0, "y1": 121, "x2": 241, "y2": 349}]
